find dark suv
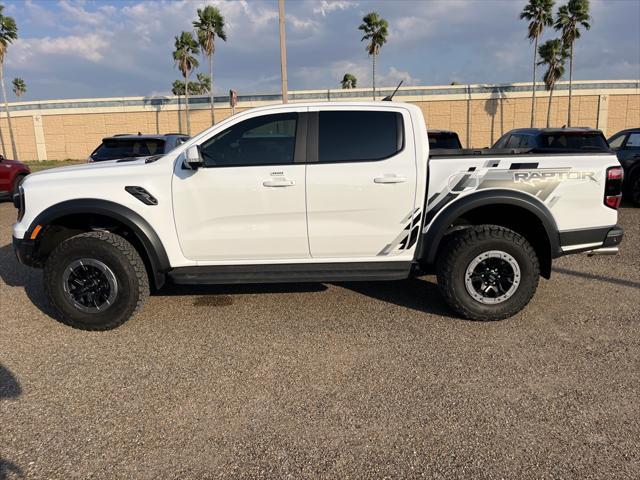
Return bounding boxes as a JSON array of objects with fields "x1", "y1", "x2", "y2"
[
  {"x1": 88, "y1": 133, "x2": 190, "y2": 162},
  {"x1": 608, "y1": 128, "x2": 640, "y2": 206},
  {"x1": 492, "y1": 128, "x2": 610, "y2": 153}
]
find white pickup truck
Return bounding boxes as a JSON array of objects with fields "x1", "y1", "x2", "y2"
[{"x1": 12, "y1": 102, "x2": 624, "y2": 330}]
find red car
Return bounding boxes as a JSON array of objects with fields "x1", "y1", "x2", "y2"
[{"x1": 0, "y1": 155, "x2": 30, "y2": 200}]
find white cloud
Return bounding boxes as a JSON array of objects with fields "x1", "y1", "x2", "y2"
[
  {"x1": 312, "y1": 1, "x2": 357, "y2": 17},
  {"x1": 381, "y1": 66, "x2": 419, "y2": 86},
  {"x1": 58, "y1": 0, "x2": 109, "y2": 27},
  {"x1": 9, "y1": 33, "x2": 111, "y2": 65}
]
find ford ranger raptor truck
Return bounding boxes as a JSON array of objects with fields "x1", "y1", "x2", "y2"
[{"x1": 12, "y1": 102, "x2": 624, "y2": 330}]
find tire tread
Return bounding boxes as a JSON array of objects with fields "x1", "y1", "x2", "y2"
[
  {"x1": 436, "y1": 225, "x2": 539, "y2": 321},
  {"x1": 44, "y1": 231, "x2": 149, "y2": 330}
]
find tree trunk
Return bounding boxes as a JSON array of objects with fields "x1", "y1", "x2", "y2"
[
  {"x1": 567, "y1": 43, "x2": 574, "y2": 127},
  {"x1": 531, "y1": 36, "x2": 538, "y2": 128},
  {"x1": 547, "y1": 86, "x2": 554, "y2": 128},
  {"x1": 372, "y1": 52, "x2": 376, "y2": 101},
  {"x1": 177, "y1": 94, "x2": 182, "y2": 134},
  {"x1": 0, "y1": 64, "x2": 18, "y2": 160},
  {"x1": 185, "y1": 71, "x2": 191, "y2": 135},
  {"x1": 209, "y1": 54, "x2": 215, "y2": 125}
]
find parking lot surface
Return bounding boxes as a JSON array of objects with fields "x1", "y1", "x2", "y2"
[{"x1": 1, "y1": 201, "x2": 638, "y2": 479}]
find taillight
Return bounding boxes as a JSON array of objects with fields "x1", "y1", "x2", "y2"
[{"x1": 604, "y1": 166, "x2": 623, "y2": 210}]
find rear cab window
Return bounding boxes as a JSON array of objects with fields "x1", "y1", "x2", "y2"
[
  {"x1": 318, "y1": 110, "x2": 403, "y2": 162},
  {"x1": 429, "y1": 133, "x2": 462, "y2": 149}
]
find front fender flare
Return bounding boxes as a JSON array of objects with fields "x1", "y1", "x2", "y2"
[{"x1": 27, "y1": 199, "x2": 170, "y2": 288}]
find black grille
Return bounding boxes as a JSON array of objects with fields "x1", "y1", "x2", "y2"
[{"x1": 14, "y1": 186, "x2": 25, "y2": 221}]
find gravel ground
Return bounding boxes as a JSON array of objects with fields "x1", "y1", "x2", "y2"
[{"x1": 0, "y1": 201, "x2": 638, "y2": 479}]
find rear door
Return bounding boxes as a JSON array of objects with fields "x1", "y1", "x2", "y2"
[{"x1": 305, "y1": 107, "x2": 417, "y2": 259}]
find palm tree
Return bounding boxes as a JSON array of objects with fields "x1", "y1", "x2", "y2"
[
  {"x1": 555, "y1": 0, "x2": 591, "y2": 126},
  {"x1": 341, "y1": 73, "x2": 357, "y2": 89},
  {"x1": 193, "y1": 5, "x2": 226, "y2": 125},
  {"x1": 520, "y1": 0, "x2": 555, "y2": 128},
  {"x1": 173, "y1": 31, "x2": 199, "y2": 135},
  {"x1": 172, "y1": 80, "x2": 185, "y2": 134},
  {"x1": 359, "y1": 12, "x2": 388, "y2": 100},
  {"x1": 12, "y1": 77, "x2": 25, "y2": 98},
  {"x1": 0, "y1": 6, "x2": 18, "y2": 160},
  {"x1": 537, "y1": 39, "x2": 567, "y2": 127},
  {"x1": 195, "y1": 72, "x2": 211, "y2": 95}
]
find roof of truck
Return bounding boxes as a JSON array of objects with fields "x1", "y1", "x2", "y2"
[
  {"x1": 505, "y1": 127, "x2": 603, "y2": 134},
  {"x1": 104, "y1": 133, "x2": 187, "y2": 140}
]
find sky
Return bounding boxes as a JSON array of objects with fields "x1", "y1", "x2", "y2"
[{"x1": 3, "y1": 0, "x2": 640, "y2": 102}]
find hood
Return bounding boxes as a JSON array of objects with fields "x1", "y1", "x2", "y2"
[
  {"x1": 1, "y1": 158, "x2": 28, "y2": 168},
  {"x1": 29, "y1": 157, "x2": 149, "y2": 178},
  {"x1": 21, "y1": 158, "x2": 161, "y2": 192}
]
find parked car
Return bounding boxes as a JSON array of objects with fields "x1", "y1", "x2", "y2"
[
  {"x1": 428, "y1": 130, "x2": 462, "y2": 149},
  {"x1": 0, "y1": 154, "x2": 30, "y2": 200},
  {"x1": 88, "y1": 133, "x2": 190, "y2": 162},
  {"x1": 13, "y1": 102, "x2": 623, "y2": 330},
  {"x1": 607, "y1": 128, "x2": 640, "y2": 206},
  {"x1": 492, "y1": 127, "x2": 610, "y2": 153}
]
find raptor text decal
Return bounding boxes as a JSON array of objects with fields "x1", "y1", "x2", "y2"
[{"x1": 513, "y1": 170, "x2": 597, "y2": 186}]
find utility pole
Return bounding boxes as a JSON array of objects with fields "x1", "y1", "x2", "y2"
[{"x1": 278, "y1": 0, "x2": 288, "y2": 103}]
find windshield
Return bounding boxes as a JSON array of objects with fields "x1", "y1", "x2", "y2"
[
  {"x1": 540, "y1": 133, "x2": 609, "y2": 151},
  {"x1": 91, "y1": 139, "x2": 166, "y2": 161},
  {"x1": 429, "y1": 133, "x2": 462, "y2": 149}
]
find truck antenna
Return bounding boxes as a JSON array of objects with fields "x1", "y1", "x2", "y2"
[{"x1": 382, "y1": 80, "x2": 403, "y2": 101}]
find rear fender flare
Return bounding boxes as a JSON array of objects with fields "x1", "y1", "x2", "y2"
[{"x1": 417, "y1": 189, "x2": 560, "y2": 266}]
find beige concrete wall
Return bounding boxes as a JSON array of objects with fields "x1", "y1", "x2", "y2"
[
  {"x1": 1, "y1": 82, "x2": 638, "y2": 160},
  {"x1": 608, "y1": 94, "x2": 640, "y2": 136},
  {"x1": 0, "y1": 116, "x2": 37, "y2": 160},
  {"x1": 415, "y1": 94, "x2": 608, "y2": 148}
]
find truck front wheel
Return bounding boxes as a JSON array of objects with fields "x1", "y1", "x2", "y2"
[
  {"x1": 44, "y1": 231, "x2": 149, "y2": 330},
  {"x1": 436, "y1": 225, "x2": 540, "y2": 321}
]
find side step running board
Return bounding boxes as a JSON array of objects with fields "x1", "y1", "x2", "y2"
[{"x1": 168, "y1": 262, "x2": 412, "y2": 285}]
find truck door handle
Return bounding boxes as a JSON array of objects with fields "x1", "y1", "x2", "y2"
[
  {"x1": 374, "y1": 175, "x2": 407, "y2": 184},
  {"x1": 263, "y1": 178, "x2": 295, "y2": 187}
]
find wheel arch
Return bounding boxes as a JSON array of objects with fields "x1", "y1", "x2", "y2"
[
  {"x1": 416, "y1": 189, "x2": 561, "y2": 278},
  {"x1": 27, "y1": 199, "x2": 169, "y2": 288}
]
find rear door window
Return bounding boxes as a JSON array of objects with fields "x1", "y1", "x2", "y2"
[
  {"x1": 318, "y1": 111, "x2": 403, "y2": 162},
  {"x1": 608, "y1": 134, "x2": 626, "y2": 149},
  {"x1": 542, "y1": 133, "x2": 609, "y2": 151},
  {"x1": 626, "y1": 133, "x2": 640, "y2": 148}
]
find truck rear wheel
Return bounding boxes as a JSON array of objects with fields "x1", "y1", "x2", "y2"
[
  {"x1": 44, "y1": 231, "x2": 149, "y2": 330},
  {"x1": 436, "y1": 225, "x2": 539, "y2": 321}
]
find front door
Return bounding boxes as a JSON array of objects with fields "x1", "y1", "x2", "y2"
[
  {"x1": 172, "y1": 110, "x2": 309, "y2": 262},
  {"x1": 305, "y1": 108, "x2": 418, "y2": 259}
]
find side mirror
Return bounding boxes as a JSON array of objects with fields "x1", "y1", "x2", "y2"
[{"x1": 184, "y1": 145, "x2": 203, "y2": 170}]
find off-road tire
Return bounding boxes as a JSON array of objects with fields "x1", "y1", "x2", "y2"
[
  {"x1": 11, "y1": 174, "x2": 26, "y2": 197},
  {"x1": 436, "y1": 225, "x2": 539, "y2": 321},
  {"x1": 44, "y1": 231, "x2": 149, "y2": 330}
]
